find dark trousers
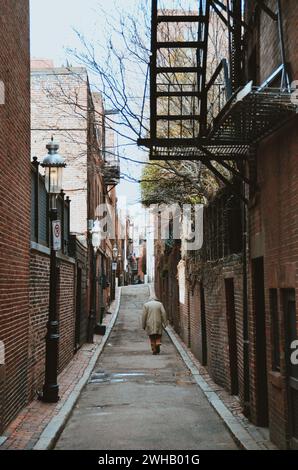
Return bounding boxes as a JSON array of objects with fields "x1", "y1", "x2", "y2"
[{"x1": 149, "y1": 334, "x2": 162, "y2": 354}]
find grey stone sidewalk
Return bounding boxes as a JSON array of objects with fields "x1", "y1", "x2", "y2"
[{"x1": 0, "y1": 288, "x2": 121, "y2": 451}]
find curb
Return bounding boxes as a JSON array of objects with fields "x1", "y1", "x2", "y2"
[
  {"x1": 147, "y1": 283, "x2": 264, "y2": 451},
  {"x1": 33, "y1": 287, "x2": 122, "y2": 450},
  {"x1": 165, "y1": 326, "x2": 263, "y2": 451}
]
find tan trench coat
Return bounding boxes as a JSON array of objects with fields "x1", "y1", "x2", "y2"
[{"x1": 142, "y1": 298, "x2": 168, "y2": 336}]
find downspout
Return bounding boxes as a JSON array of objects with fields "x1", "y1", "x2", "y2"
[{"x1": 241, "y1": 160, "x2": 250, "y2": 418}]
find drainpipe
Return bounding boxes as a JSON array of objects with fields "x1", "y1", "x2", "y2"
[
  {"x1": 241, "y1": 161, "x2": 250, "y2": 418},
  {"x1": 277, "y1": 0, "x2": 291, "y2": 91}
]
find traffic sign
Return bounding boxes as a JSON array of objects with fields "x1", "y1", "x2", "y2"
[{"x1": 52, "y1": 220, "x2": 61, "y2": 251}]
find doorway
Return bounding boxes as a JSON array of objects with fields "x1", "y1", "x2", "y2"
[
  {"x1": 74, "y1": 267, "x2": 82, "y2": 351},
  {"x1": 225, "y1": 278, "x2": 239, "y2": 395},
  {"x1": 200, "y1": 283, "x2": 208, "y2": 366},
  {"x1": 283, "y1": 289, "x2": 298, "y2": 448},
  {"x1": 252, "y1": 257, "x2": 269, "y2": 426}
]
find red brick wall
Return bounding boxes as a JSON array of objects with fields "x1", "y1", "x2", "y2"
[
  {"x1": 245, "y1": 0, "x2": 298, "y2": 448},
  {"x1": 248, "y1": 117, "x2": 298, "y2": 448},
  {"x1": 58, "y1": 260, "x2": 76, "y2": 372},
  {"x1": 0, "y1": 1, "x2": 31, "y2": 431},
  {"x1": 200, "y1": 259, "x2": 244, "y2": 397},
  {"x1": 28, "y1": 252, "x2": 50, "y2": 400},
  {"x1": 156, "y1": 247, "x2": 244, "y2": 400},
  {"x1": 260, "y1": 0, "x2": 298, "y2": 83},
  {"x1": 28, "y1": 249, "x2": 76, "y2": 401},
  {"x1": 246, "y1": 0, "x2": 298, "y2": 84},
  {"x1": 189, "y1": 284, "x2": 201, "y2": 360}
]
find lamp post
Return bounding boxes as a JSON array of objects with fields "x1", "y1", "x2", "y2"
[
  {"x1": 111, "y1": 243, "x2": 118, "y2": 301},
  {"x1": 87, "y1": 220, "x2": 101, "y2": 342},
  {"x1": 118, "y1": 252, "x2": 122, "y2": 286},
  {"x1": 41, "y1": 137, "x2": 66, "y2": 403}
]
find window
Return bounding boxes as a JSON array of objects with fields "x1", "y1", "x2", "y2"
[{"x1": 31, "y1": 163, "x2": 70, "y2": 254}]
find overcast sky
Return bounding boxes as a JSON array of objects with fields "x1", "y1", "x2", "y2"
[{"x1": 30, "y1": 0, "x2": 147, "y2": 213}]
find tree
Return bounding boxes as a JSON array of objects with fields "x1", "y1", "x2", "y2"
[{"x1": 40, "y1": 1, "x2": 231, "y2": 199}]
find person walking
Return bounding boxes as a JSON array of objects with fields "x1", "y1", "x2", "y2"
[{"x1": 142, "y1": 295, "x2": 168, "y2": 355}]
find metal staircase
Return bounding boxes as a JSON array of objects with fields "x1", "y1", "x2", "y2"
[
  {"x1": 138, "y1": 0, "x2": 297, "y2": 200},
  {"x1": 150, "y1": 1, "x2": 210, "y2": 143}
]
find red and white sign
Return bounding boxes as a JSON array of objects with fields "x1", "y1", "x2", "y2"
[{"x1": 52, "y1": 220, "x2": 61, "y2": 251}]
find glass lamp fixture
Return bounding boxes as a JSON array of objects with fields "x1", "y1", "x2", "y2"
[
  {"x1": 112, "y1": 243, "x2": 118, "y2": 260},
  {"x1": 92, "y1": 219, "x2": 102, "y2": 253},
  {"x1": 42, "y1": 137, "x2": 66, "y2": 196}
]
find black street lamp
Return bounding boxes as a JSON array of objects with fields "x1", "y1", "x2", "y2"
[{"x1": 40, "y1": 137, "x2": 66, "y2": 403}]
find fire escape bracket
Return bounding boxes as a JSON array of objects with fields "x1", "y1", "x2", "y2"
[
  {"x1": 255, "y1": 0, "x2": 278, "y2": 21},
  {"x1": 199, "y1": 157, "x2": 249, "y2": 205}
]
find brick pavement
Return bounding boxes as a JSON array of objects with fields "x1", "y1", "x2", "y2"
[{"x1": 0, "y1": 289, "x2": 120, "y2": 451}]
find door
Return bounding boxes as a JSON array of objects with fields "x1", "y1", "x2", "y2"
[
  {"x1": 225, "y1": 278, "x2": 239, "y2": 395},
  {"x1": 284, "y1": 289, "x2": 298, "y2": 449},
  {"x1": 252, "y1": 257, "x2": 269, "y2": 426},
  {"x1": 99, "y1": 255, "x2": 105, "y2": 323},
  {"x1": 200, "y1": 283, "x2": 208, "y2": 366}
]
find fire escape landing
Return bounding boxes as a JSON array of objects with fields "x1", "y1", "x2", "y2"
[{"x1": 103, "y1": 153, "x2": 120, "y2": 187}]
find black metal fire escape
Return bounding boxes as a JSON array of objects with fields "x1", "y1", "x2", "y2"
[
  {"x1": 138, "y1": 0, "x2": 297, "y2": 201},
  {"x1": 149, "y1": 1, "x2": 210, "y2": 141}
]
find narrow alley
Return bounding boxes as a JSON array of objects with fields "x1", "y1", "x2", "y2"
[
  {"x1": 1, "y1": 0, "x2": 298, "y2": 459},
  {"x1": 55, "y1": 286, "x2": 237, "y2": 450}
]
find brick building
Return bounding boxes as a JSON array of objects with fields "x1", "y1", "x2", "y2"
[
  {"x1": 0, "y1": 0, "x2": 31, "y2": 432},
  {"x1": 245, "y1": 0, "x2": 298, "y2": 449},
  {"x1": 152, "y1": 0, "x2": 298, "y2": 450},
  {"x1": 31, "y1": 63, "x2": 121, "y2": 345},
  {"x1": 0, "y1": 39, "x2": 122, "y2": 431},
  {"x1": 29, "y1": 163, "x2": 76, "y2": 398},
  {"x1": 0, "y1": 2, "x2": 79, "y2": 434}
]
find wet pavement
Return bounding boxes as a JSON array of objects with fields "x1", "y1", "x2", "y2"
[{"x1": 55, "y1": 285, "x2": 238, "y2": 450}]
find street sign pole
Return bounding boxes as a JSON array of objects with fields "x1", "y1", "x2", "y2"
[{"x1": 41, "y1": 208, "x2": 60, "y2": 403}]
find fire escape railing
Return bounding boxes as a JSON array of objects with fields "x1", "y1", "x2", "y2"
[
  {"x1": 103, "y1": 150, "x2": 120, "y2": 187},
  {"x1": 205, "y1": 58, "x2": 232, "y2": 131},
  {"x1": 137, "y1": 0, "x2": 297, "y2": 200},
  {"x1": 149, "y1": 0, "x2": 210, "y2": 143}
]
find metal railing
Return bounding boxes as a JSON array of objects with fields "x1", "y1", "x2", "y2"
[{"x1": 31, "y1": 159, "x2": 71, "y2": 254}]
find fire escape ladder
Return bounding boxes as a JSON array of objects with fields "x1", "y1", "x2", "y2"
[
  {"x1": 197, "y1": 0, "x2": 211, "y2": 137},
  {"x1": 149, "y1": 0, "x2": 211, "y2": 142},
  {"x1": 227, "y1": 0, "x2": 244, "y2": 91},
  {"x1": 138, "y1": 0, "x2": 297, "y2": 199}
]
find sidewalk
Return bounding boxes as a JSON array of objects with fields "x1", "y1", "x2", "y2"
[
  {"x1": 0, "y1": 288, "x2": 121, "y2": 451},
  {"x1": 166, "y1": 326, "x2": 277, "y2": 450}
]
